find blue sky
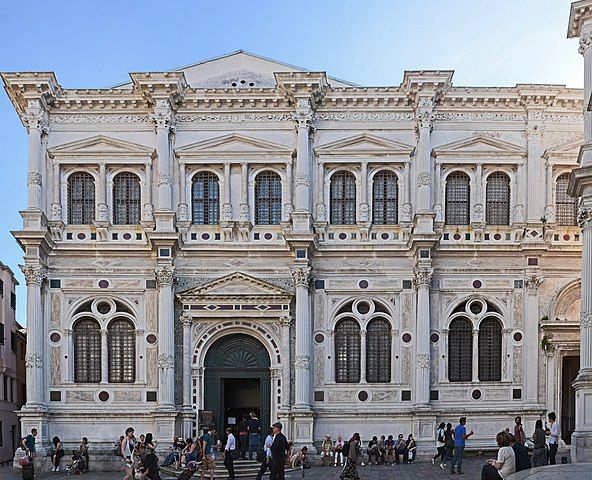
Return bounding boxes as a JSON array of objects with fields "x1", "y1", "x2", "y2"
[{"x1": 0, "y1": 0, "x2": 583, "y2": 323}]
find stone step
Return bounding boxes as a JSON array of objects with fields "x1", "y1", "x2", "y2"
[{"x1": 161, "y1": 461, "x2": 296, "y2": 479}]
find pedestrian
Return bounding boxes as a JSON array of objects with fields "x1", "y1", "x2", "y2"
[
  {"x1": 450, "y1": 417, "x2": 474, "y2": 475},
  {"x1": 224, "y1": 427, "x2": 237, "y2": 479},
  {"x1": 333, "y1": 435, "x2": 345, "y2": 467},
  {"x1": 51, "y1": 436, "x2": 64, "y2": 472},
  {"x1": 340, "y1": 432, "x2": 361, "y2": 480},
  {"x1": 201, "y1": 428, "x2": 216, "y2": 480},
  {"x1": 270, "y1": 421, "x2": 289, "y2": 480},
  {"x1": 121, "y1": 427, "x2": 136, "y2": 480},
  {"x1": 238, "y1": 416, "x2": 249, "y2": 460},
  {"x1": 433, "y1": 422, "x2": 446, "y2": 467},
  {"x1": 255, "y1": 428, "x2": 274, "y2": 480},
  {"x1": 444, "y1": 423, "x2": 454, "y2": 466},
  {"x1": 546, "y1": 412, "x2": 559, "y2": 465},
  {"x1": 513, "y1": 416, "x2": 525, "y2": 445},
  {"x1": 140, "y1": 433, "x2": 159, "y2": 480},
  {"x1": 531, "y1": 420, "x2": 548, "y2": 467},
  {"x1": 247, "y1": 412, "x2": 261, "y2": 460},
  {"x1": 509, "y1": 434, "x2": 530, "y2": 472},
  {"x1": 481, "y1": 431, "x2": 515, "y2": 480}
]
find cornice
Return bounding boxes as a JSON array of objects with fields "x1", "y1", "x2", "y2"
[
  {"x1": 568, "y1": 0, "x2": 592, "y2": 38},
  {"x1": 1, "y1": 71, "x2": 60, "y2": 124}
]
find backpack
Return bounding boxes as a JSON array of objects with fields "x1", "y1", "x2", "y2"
[
  {"x1": 342, "y1": 441, "x2": 350, "y2": 458},
  {"x1": 437, "y1": 429, "x2": 444, "y2": 443}
]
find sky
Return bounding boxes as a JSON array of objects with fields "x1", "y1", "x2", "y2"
[{"x1": 0, "y1": 0, "x2": 584, "y2": 324}]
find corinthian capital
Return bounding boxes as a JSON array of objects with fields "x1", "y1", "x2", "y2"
[
  {"x1": 413, "y1": 267, "x2": 433, "y2": 287},
  {"x1": 24, "y1": 106, "x2": 49, "y2": 134},
  {"x1": 291, "y1": 98, "x2": 315, "y2": 128},
  {"x1": 579, "y1": 30, "x2": 592, "y2": 54},
  {"x1": 578, "y1": 206, "x2": 592, "y2": 228},
  {"x1": 291, "y1": 266, "x2": 311, "y2": 287},
  {"x1": 21, "y1": 265, "x2": 47, "y2": 286},
  {"x1": 157, "y1": 353, "x2": 174, "y2": 369},
  {"x1": 524, "y1": 274, "x2": 544, "y2": 291},
  {"x1": 150, "y1": 99, "x2": 176, "y2": 131},
  {"x1": 155, "y1": 266, "x2": 175, "y2": 287}
]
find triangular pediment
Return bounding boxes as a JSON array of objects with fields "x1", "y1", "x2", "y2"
[
  {"x1": 178, "y1": 272, "x2": 292, "y2": 298},
  {"x1": 433, "y1": 134, "x2": 525, "y2": 157},
  {"x1": 543, "y1": 138, "x2": 583, "y2": 159},
  {"x1": 175, "y1": 133, "x2": 294, "y2": 157},
  {"x1": 315, "y1": 133, "x2": 414, "y2": 156},
  {"x1": 48, "y1": 135, "x2": 155, "y2": 158}
]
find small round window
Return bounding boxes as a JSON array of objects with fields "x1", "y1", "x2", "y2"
[
  {"x1": 469, "y1": 301, "x2": 483, "y2": 315},
  {"x1": 357, "y1": 302, "x2": 370, "y2": 315},
  {"x1": 96, "y1": 302, "x2": 111, "y2": 315}
]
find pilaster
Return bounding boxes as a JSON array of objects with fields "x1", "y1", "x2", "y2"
[
  {"x1": 413, "y1": 264, "x2": 433, "y2": 406},
  {"x1": 523, "y1": 274, "x2": 544, "y2": 406}
]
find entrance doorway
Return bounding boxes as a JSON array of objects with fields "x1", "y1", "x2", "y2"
[
  {"x1": 561, "y1": 355, "x2": 579, "y2": 444},
  {"x1": 204, "y1": 334, "x2": 271, "y2": 436}
]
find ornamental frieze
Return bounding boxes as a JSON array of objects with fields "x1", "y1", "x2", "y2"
[
  {"x1": 50, "y1": 114, "x2": 150, "y2": 124},
  {"x1": 176, "y1": 113, "x2": 292, "y2": 123}
]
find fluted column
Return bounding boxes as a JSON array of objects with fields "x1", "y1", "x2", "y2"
[
  {"x1": 51, "y1": 161, "x2": 62, "y2": 221},
  {"x1": 291, "y1": 266, "x2": 312, "y2": 409},
  {"x1": 414, "y1": 102, "x2": 434, "y2": 213},
  {"x1": 222, "y1": 162, "x2": 232, "y2": 221},
  {"x1": 291, "y1": 100, "x2": 314, "y2": 232},
  {"x1": 21, "y1": 265, "x2": 47, "y2": 409},
  {"x1": 472, "y1": 329, "x2": 479, "y2": 381},
  {"x1": 95, "y1": 162, "x2": 108, "y2": 223},
  {"x1": 524, "y1": 275, "x2": 543, "y2": 405},
  {"x1": 413, "y1": 266, "x2": 433, "y2": 405},
  {"x1": 24, "y1": 104, "x2": 48, "y2": 211},
  {"x1": 280, "y1": 314, "x2": 293, "y2": 409},
  {"x1": 240, "y1": 162, "x2": 249, "y2": 221},
  {"x1": 155, "y1": 266, "x2": 175, "y2": 410},
  {"x1": 580, "y1": 29, "x2": 592, "y2": 145},
  {"x1": 143, "y1": 162, "x2": 154, "y2": 222},
  {"x1": 182, "y1": 313, "x2": 192, "y2": 408},
  {"x1": 152, "y1": 100, "x2": 175, "y2": 211}
]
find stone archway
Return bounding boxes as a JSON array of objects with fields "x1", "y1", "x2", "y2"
[{"x1": 203, "y1": 333, "x2": 271, "y2": 436}]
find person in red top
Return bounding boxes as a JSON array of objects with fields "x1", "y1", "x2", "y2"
[{"x1": 513, "y1": 416, "x2": 525, "y2": 445}]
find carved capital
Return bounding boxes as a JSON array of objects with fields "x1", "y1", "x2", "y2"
[
  {"x1": 21, "y1": 265, "x2": 47, "y2": 286},
  {"x1": 239, "y1": 203, "x2": 250, "y2": 222},
  {"x1": 222, "y1": 203, "x2": 233, "y2": 221},
  {"x1": 416, "y1": 171, "x2": 431, "y2": 187},
  {"x1": 150, "y1": 99, "x2": 176, "y2": 131},
  {"x1": 291, "y1": 99, "x2": 315, "y2": 128},
  {"x1": 50, "y1": 203, "x2": 62, "y2": 220},
  {"x1": 578, "y1": 206, "x2": 592, "y2": 228},
  {"x1": 315, "y1": 204, "x2": 327, "y2": 222},
  {"x1": 135, "y1": 329, "x2": 145, "y2": 337},
  {"x1": 279, "y1": 313, "x2": 293, "y2": 328},
  {"x1": 181, "y1": 312, "x2": 193, "y2": 327},
  {"x1": 294, "y1": 355, "x2": 311, "y2": 370},
  {"x1": 291, "y1": 266, "x2": 311, "y2": 287},
  {"x1": 25, "y1": 353, "x2": 43, "y2": 368},
  {"x1": 579, "y1": 30, "x2": 592, "y2": 54},
  {"x1": 416, "y1": 353, "x2": 430, "y2": 369},
  {"x1": 155, "y1": 266, "x2": 175, "y2": 287},
  {"x1": 27, "y1": 172, "x2": 42, "y2": 186},
  {"x1": 524, "y1": 274, "x2": 544, "y2": 291},
  {"x1": 157, "y1": 174, "x2": 173, "y2": 187},
  {"x1": 413, "y1": 267, "x2": 433, "y2": 287},
  {"x1": 581, "y1": 310, "x2": 592, "y2": 328},
  {"x1": 157, "y1": 353, "x2": 174, "y2": 369},
  {"x1": 294, "y1": 172, "x2": 311, "y2": 187},
  {"x1": 24, "y1": 107, "x2": 49, "y2": 133}
]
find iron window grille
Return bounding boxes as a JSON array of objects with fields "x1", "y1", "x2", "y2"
[
  {"x1": 372, "y1": 170, "x2": 398, "y2": 225},
  {"x1": 366, "y1": 318, "x2": 391, "y2": 383},
  {"x1": 335, "y1": 318, "x2": 361, "y2": 383},
  {"x1": 478, "y1": 317, "x2": 502, "y2": 381},
  {"x1": 254, "y1": 171, "x2": 282, "y2": 225},
  {"x1": 486, "y1": 172, "x2": 510, "y2": 225},
  {"x1": 113, "y1": 172, "x2": 141, "y2": 225},
  {"x1": 192, "y1": 172, "x2": 220, "y2": 225},
  {"x1": 73, "y1": 318, "x2": 101, "y2": 383},
  {"x1": 556, "y1": 173, "x2": 577, "y2": 226},
  {"x1": 330, "y1": 171, "x2": 357, "y2": 225},
  {"x1": 107, "y1": 318, "x2": 136, "y2": 383},
  {"x1": 448, "y1": 318, "x2": 473, "y2": 382},
  {"x1": 445, "y1": 171, "x2": 471, "y2": 225},
  {"x1": 68, "y1": 172, "x2": 95, "y2": 225}
]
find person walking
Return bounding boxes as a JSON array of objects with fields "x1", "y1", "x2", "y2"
[
  {"x1": 531, "y1": 420, "x2": 548, "y2": 467},
  {"x1": 433, "y1": 422, "x2": 446, "y2": 467},
  {"x1": 121, "y1": 427, "x2": 136, "y2": 480},
  {"x1": 513, "y1": 416, "x2": 525, "y2": 446},
  {"x1": 334, "y1": 435, "x2": 345, "y2": 467},
  {"x1": 51, "y1": 436, "x2": 64, "y2": 472},
  {"x1": 201, "y1": 428, "x2": 216, "y2": 480},
  {"x1": 247, "y1": 412, "x2": 261, "y2": 461},
  {"x1": 481, "y1": 431, "x2": 516, "y2": 480},
  {"x1": 443, "y1": 423, "x2": 454, "y2": 467},
  {"x1": 224, "y1": 428, "x2": 237, "y2": 479},
  {"x1": 450, "y1": 417, "x2": 474, "y2": 475},
  {"x1": 546, "y1": 412, "x2": 559, "y2": 465},
  {"x1": 238, "y1": 416, "x2": 249, "y2": 460},
  {"x1": 340, "y1": 432, "x2": 361, "y2": 480},
  {"x1": 270, "y1": 422, "x2": 289, "y2": 480},
  {"x1": 255, "y1": 428, "x2": 274, "y2": 480}
]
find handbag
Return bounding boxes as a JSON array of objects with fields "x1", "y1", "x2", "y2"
[{"x1": 19, "y1": 454, "x2": 31, "y2": 466}]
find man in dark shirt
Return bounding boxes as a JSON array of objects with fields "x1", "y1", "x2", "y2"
[
  {"x1": 509, "y1": 434, "x2": 531, "y2": 472},
  {"x1": 270, "y1": 422, "x2": 289, "y2": 480},
  {"x1": 247, "y1": 411, "x2": 261, "y2": 460},
  {"x1": 237, "y1": 416, "x2": 249, "y2": 460}
]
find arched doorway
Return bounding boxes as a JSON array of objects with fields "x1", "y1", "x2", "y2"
[{"x1": 204, "y1": 334, "x2": 271, "y2": 436}]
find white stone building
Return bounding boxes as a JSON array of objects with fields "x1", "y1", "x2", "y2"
[{"x1": 1, "y1": 51, "x2": 585, "y2": 461}]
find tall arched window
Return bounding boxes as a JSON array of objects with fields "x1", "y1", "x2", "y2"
[
  {"x1": 68, "y1": 172, "x2": 95, "y2": 225},
  {"x1": 254, "y1": 171, "x2": 282, "y2": 225},
  {"x1": 445, "y1": 171, "x2": 471, "y2": 225},
  {"x1": 366, "y1": 318, "x2": 391, "y2": 383},
  {"x1": 107, "y1": 318, "x2": 136, "y2": 383},
  {"x1": 556, "y1": 172, "x2": 577, "y2": 226},
  {"x1": 330, "y1": 171, "x2": 356, "y2": 225},
  {"x1": 113, "y1": 172, "x2": 141, "y2": 225},
  {"x1": 192, "y1": 172, "x2": 220, "y2": 225},
  {"x1": 73, "y1": 318, "x2": 101, "y2": 383},
  {"x1": 372, "y1": 170, "x2": 398, "y2": 225},
  {"x1": 486, "y1": 172, "x2": 510, "y2": 225},
  {"x1": 335, "y1": 318, "x2": 361, "y2": 383},
  {"x1": 448, "y1": 318, "x2": 473, "y2": 382},
  {"x1": 478, "y1": 318, "x2": 502, "y2": 381}
]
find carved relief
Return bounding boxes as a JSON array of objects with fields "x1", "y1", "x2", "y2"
[
  {"x1": 401, "y1": 347, "x2": 411, "y2": 384},
  {"x1": 27, "y1": 172, "x2": 42, "y2": 186},
  {"x1": 524, "y1": 275, "x2": 544, "y2": 291},
  {"x1": 315, "y1": 204, "x2": 326, "y2": 222},
  {"x1": 176, "y1": 113, "x2": 292, "y2": 123},
  {"x1": 512, "y1": 345, "x2": 522, "y2": 383},
  {"x1": 417, "y1": 172, "x2": 431, "y2": 187},
  {"x1": 51, "y1": 294, "x2": 61, "y2": 327},
  {"x1": 294, "y1": 355, "x2": 311, "y2": 370},
  {"x1": 51, "y1": 114, "x2": 150, "y2": 124},
  {"x1": 413, "y1": 267, "x2": 433, "y2": 287},
  {"x1": 177, "y1": 203, "x2": 189, "y2": 221},
  {"x1": 21, "y1": 265, "x2": 47, "y2": 286},
  {"x1": 25, "y1": 354, "x2": 43, "y2": 368},
  {"x1": 291, "y1": 267, "x2": 311, "y2": 287},
  {"x1": 513, "y1": 293, "x2": 523, "y2": 328},
  {"x1": 155, "y1": 266, "x2": 175, "y2": 287},
  {"x1": 50, "y1": 348, "x2": 61, "y2": 385},
  {"x1": 317, "y1": 112, "x2": 414, "y2": 122},
  {"x1": 578, "y1": 206, "x2": 592, "y2": 228},
  {"x1": 359, "y1": 203, "x2": 369, "y2": 222},
  {"x1": 314, "y1": 353, "x2": 324, "y2": 386},
  {"x1": 582, "y1": 311, "x2": 592, "y2": 328},
  {"x1": 157, "y1": 353, "x2": 174, "y2": 369},
  {"x1": 66, "y1": 390, "x2": 94, "y2": 403},
  {"x1": 416, "y1": 353, "x2": 430, "y2": 369},
  {"x1": 114, "y1": 391, "x2": 142, "y2": 402},
  {"x1": 222, "y1": 203, "x2": 233, "y2": 221}
]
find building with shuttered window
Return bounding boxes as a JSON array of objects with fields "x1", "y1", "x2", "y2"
[{"x1": 1, "y1": 52, "x2": 584, "y2": 465}]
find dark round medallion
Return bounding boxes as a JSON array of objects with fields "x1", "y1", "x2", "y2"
[
  {"x1": 563, "y1": 234, "x2": 571, "y2": 241},
  {"x1": 472, "y1": 280, "x2": 482, "y2": 289},
  {"x1": 314, "y1": 333, "x2": 325, "y2": 344},
  {"x1": 493, "y1": 233, "x2": 502, "y2": 241},
  {"x1": 97, "y1": 302, "x2": 111, "y2": 314},
  {"x1": 50, "y1": 332, "x2": 61, "y2": 343},
  {"x1": 98, "y1": 391, "x2": 110, "y2": 402},
  {"x1": 381, "y1": 232, "x2": 390, "y2": 240},
  {"x1": 453, "y1": 233, "x2": 462, "y2": 241},
  {"x1": 201, "y1": 232, "x2": 211, "y2": 240},
  {"x1": 430, "y1": 333, "x2": 440, "y2": 343},
  {"x1": 123, "y1": 233, "x2": 132, "y2": 240},
  {"x1": 358, "y1": 280, "x2": 369, "y2": 289},
  {"x1": 146, "y1": 334, "x2": 157, "y2": 344},
  {"x1": 469, "y1": 301, "x2": 483, "y2": 315},
  {"x1": 472, "y1": 389, "x2": 482, "y2": 400},
  {"x1": 357, "y1": 302, "x2": 370, "y2": 314},
  {"x1": 402, "y1": 333, "x2": 412, "y2": 343},
  {"x1": 264, "y1": 232, "x2": 273, "y2": 240},
  {"x1": 358, "y1": 391, "x2": 369, "y2": 402},
  {"x1": 77, "y1": 232, "x2": 86, "y2": 240},
  {"x1": 513, "y1": 332, "x2": 523, "y2": 342},
  {"x1": 338, "y1": 233, "x2": 347, "y2": 240},
  {"x1": 98, "y1": 280, "x2": 109, "y2": 289}
]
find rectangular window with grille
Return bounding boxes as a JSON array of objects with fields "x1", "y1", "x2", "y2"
[
  {"x1": 330, "y1": 171, "x2": 357, "y2": 225},
  {"x1": 556, "y1": 173, "x2": 577, "y2": 226},
  {"x1": 366, "y1": 319, "x2": 391, "y2": 383},
  {"x1": 448, "y1": 318, "x2": 473, "y2": 382},
  {"x1": 478, "y1": 318, "x2": 502, "y2": 381},
  {"x1": 335, "y1": 319, "x2": 361, "y2": 383},
  {"x1": 445, "y1": 171, "x2": 471, "y2": 225}
]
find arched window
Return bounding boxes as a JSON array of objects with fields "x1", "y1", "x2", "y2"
[
  {"x1": 445, "y1": 171, "x2": 471, "y2": 225},
  {"x1": 486, "y1": 172, "x2": 510, "y2": 225},
  {"x1": 73, "y1": 318, "x2": 101, "y2": 383},
  {"x1": 556, "y1": 173, "x2": 577, "y2": 226},
  {"x1": 107, "y1": 318, "x2": 136, "y2": 383},
  {"x1": 335, "y1": 318, "x2": 361, "y2": 383},
  {"x1": 330, "y1": 171, "x2": 356, "y2": 225},
  {"x1": 113, "y1": 172, "x2": 141, "y2": 225},
  {"x1": 478, "y1": 318, "x2": 502, "y2": 381},
  {"x1": 448, "y1": 318, "x2": 473, "y2": 382},
  {"x1": 372, "y1": 170, "x2": 398, "y2": 225},
  {"x1": 254, "y1": 171, "x2": 282, "y2": 225},
  {"x1": 366, "y1": 318, "x2": 391, "y2": 383},
  {"x1": 68, "y1": 172, "x2": 95, "y2": 225},
  {"x1": 192, "y1": 172, "x2": 220, "y2": 225}
]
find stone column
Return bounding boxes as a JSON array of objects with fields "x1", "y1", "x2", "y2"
[
  {"x1": 414, "y1": 101, "x2": 434, "y2": 214},
  {"x1": 240, "y1": 162, "x2": 249, "y2": 221},
  {"x1": 283, "y1": 159, "x2": 294, "y2": 222},
  {"x1": 152, "y1": 100, "x2": 175, "y2": 212},
  {"x1": 472, "y1": 329, "x2": 479, "y2": 381},
  {"x1": 96, "y1": 162, "x2": 108, "y2": 223},
  {"x1": 155, "y1": 266, "x2": 175, "y2": 410},
  {"x1": 100, "y1": 330, "x2": 108, "y2": 383},
  {"x1": 434, "y1": 161, "x2": 443, "y2": 222},
  {"x1": 24, "y1": 103, "x2": 47, "y2": 211},
  {"x1": 292, "y1": 266, "x2": 312, "y2": 408},
  {"x1": 182, "y1": 313, "x2": 192, "y2": 408},
  {"x1": 279, "y1": 314, "x2": 293, "y2": 409},
  {"x1": 359, "y1": 161, "x2": 369, "y2": 223},
  {"x1": 51, "y1": 161, "x2": 62, "y2": 221},
  {"x1": 524, "y1": 274, "x2": 543, "y2": 405},
  {"x1": 525, "y1": 116, "x2": 545, "y2": 223},
  {"x1": 413, "y1": 266, "x2": 433, "y2": 405},
  {"x1": 545, "y1": 162, "x2": 555, "y2": 222},
  {"x1": 21, "y1": 265, "x2": 47, "y2": 409},
  {"x1": 143, "y1": 162, "x2": 154, "y2": 222},
  {"x1": 359, "y1": 330, "x2": 367, "y2": 383},
  {"x1": 474, "y1": 163, "x2": 484, "y2": 222},
  {"x1": 292, "y1": 100, "x2": 314, "y2": 231},
  {"x1": 178, "y1": 162, "x2": 188, "y2": 222},
  {"x1": 402, "y1": 160, "x2": 412, "y2": 221},
  {"x1": 515, "y1": 162, "x2": 527, "y2": 223}
]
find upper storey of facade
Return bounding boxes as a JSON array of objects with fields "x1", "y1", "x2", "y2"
[{"x1": 2, "y1": 51, "x2": 586, "y2": 257}]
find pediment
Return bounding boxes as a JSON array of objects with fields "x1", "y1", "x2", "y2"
[
  {"x1": 175, "y1": 133, "x2": 294, "y2": 157},
  {"x1": 48, "y1": 135, "x2": 155, "y2": 159},
  {"x1": 543, "y1": 139, "x2": 583, "y2": 159},
  {"x1": 177, "y1": 272, "x2": 292, "y2": 298},
  {"x1": 315, "y1": 133, "x2": 414, "y2": 157},
  {"x1": 432, "y1": 135, "x2": 525, "y2": 158}
]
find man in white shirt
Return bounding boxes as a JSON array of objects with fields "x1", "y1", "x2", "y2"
[
  {"x1": 224, "y1": 428, "x2": 237, "y2": 480},
  {"x1": 482, "y1": 431, "x2": 516, "y2": 480},
  {"x1": 255, "y1": 428, "x2": 274, "y2": 480},
  {"x1": 546, "y1": 411, "x2": 560, "y2": 465}
]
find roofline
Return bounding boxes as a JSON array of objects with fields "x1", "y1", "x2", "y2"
[{"x1": 0, "y1": 260, "x2": 19, "y2": 285}]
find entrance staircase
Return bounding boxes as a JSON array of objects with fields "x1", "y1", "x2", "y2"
[{"x1": 161, "y1": 459, "x2": 296, "y2": 479}]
